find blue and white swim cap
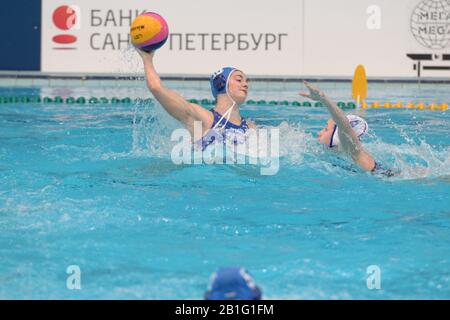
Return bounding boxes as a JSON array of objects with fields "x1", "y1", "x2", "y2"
[
  {"x1": 210, "y1": 67, "x2": 239, "y2": 98},
  {"x1": 330, "y1": 114, "x2": 369, "y2": 148},
  {"x1": 204, "y1": 267, "x2": 262, "y2": 300}
]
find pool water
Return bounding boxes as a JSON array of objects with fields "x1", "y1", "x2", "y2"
[{"x1": 0, "y1": 80, "x2": 449, "y2": 299}]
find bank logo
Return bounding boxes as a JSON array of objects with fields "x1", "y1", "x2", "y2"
[
  {"x1": 407, "y1": 0, "x2": 450, "y2": 77},
  {"x1": 52, "y1": 5, "x2": 81, "y2": 49}
]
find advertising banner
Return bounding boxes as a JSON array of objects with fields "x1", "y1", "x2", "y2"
[{"x1": 41, "y1": 0, "x2": 450, "y2": 78}]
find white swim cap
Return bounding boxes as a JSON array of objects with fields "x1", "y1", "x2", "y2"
[{"x1": 329, "y1": 114, "x2": 368, "y2": 148}]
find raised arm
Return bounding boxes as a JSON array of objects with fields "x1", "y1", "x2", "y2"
[
  {"x1": 137, "y1": 50, "x2": 212, "y2": 134},
  {"x1": 300, "y1": 81, "x2": 375, "y2": 171}
]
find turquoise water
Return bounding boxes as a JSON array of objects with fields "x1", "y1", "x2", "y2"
[{"x1": 0, "y1": 81, "x2": 449, "y2": 299}]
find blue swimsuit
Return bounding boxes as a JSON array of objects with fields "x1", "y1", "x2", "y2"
[{"x1": 199, "y1": 109, "x2": 249, "y2": 151}]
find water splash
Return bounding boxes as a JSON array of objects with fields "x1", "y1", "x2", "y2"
[
  {"x1": 368, "y1": 140, "x2": 450, "y2": 180},
  {"x1": 131, "y1": 99, "x2": 179, "y2": 157},
  {"x1": 106, "y1": 100, "x2": 450, "y2": 181}
]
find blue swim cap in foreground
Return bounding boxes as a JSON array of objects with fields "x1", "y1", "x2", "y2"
[
  {"x1": 204, "y1": 267, "x2": 262, "y2": 300},
  {"x1": 210, "y1": 67, "x2": 239, "y2": 98}
]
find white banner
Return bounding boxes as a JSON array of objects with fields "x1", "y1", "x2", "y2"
[
  {"x1": 41, "y1": 0, "x2": 303, "y2": 76},
  {"x1": 303, "y1": 0, "x2": 450, "y2": 78},
  {"x1": 41, "y1": 0, "x2": 450, "y2": 78}
]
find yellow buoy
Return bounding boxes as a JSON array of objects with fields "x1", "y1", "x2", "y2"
[
  {"x1": 352, "y1": 65, "x2": 367, "y2": 107},
  {"x1": 428, "y1": 103, "x2": 439, "y2": 110},
  {"x1": 416, "y1": 103, "x2": 426, "y2": 109}
]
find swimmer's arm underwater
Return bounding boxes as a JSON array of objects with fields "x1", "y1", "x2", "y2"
[
  {"x1": 300, "y1": 81, "x2": 375, "y2": 172},
  {"x1": 137, "y1": 50, "x2": 213, "y2": 134}
]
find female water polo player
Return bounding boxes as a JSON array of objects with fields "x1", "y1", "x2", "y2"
[
  {"x1": 136, "y1": 49, "x2": 255, "y2": 150},
  {"x1": 300, "y1": 81, "x2": 394, "y2": 176}
]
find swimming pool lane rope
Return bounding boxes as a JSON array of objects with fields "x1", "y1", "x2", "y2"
[{"x1": 0, "y1": 96, "x2": 448, "y2": 111}]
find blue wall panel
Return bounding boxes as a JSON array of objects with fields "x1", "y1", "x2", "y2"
[{"x1": 0, "y1": 0, "x2": 41, "y2": 71}]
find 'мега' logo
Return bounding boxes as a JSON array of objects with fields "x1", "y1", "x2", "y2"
[
  {"x1": 407, "y1": 0, "x2": 450, "y2": 77},
  {"x1": 52, "y1": 5, "x2": 81, "y2": 49},
  {"x1": 411, "y1": 0, "x2": 450, "y2": 49}
]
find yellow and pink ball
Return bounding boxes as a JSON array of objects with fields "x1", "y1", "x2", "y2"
[{"x1": 130, "y1": 12, "x2": 169, "y2": 52}]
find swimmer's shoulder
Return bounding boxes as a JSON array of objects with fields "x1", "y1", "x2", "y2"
[
  {"x1": 187, "y1": 103, "x2": 214, "y2": 129},
  {"x1": 244, "y1": 118, "x2": 256, "y2": 129}
]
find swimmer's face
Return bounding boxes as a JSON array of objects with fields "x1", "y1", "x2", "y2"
[
  {"x1": 227, "y1": 71, "x2": 249, "y2": 103},
  {"x1": 318, "y1": 118, "x2": 335, "y2": 146}
]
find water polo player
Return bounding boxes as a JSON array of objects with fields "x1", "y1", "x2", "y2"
[
  {"x1": 131, "y1": 12, "x2": 254, "y2": 150},
  {"x1": 300, "y1": 81, "x2": 394, "y2": 176},
  {"x1": 136, "y1": 50, "x2": 254, "y2": 150}
]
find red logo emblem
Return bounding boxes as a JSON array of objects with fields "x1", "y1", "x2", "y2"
[{"x1": 52, "y1": 5, "x2": 78, "y2": 48}]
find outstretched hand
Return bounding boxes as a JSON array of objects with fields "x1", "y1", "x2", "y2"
[
  {"x1": 299, "y1": 81, "x2": 325, "y2": 101},
  {"x1": 135, "y1": 48, "x2": 155, "y2": 61}
]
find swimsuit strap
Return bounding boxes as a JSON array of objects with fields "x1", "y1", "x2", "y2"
[
  {"x1": 211, "y1": 103, "x2": 235, "y2": 130},
  {"x1": 199, "y1": 110, "x2": 249, "y2": 151},
  {"x1": 210, "y1": 109, "x2": 247, "y2": 130}
]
